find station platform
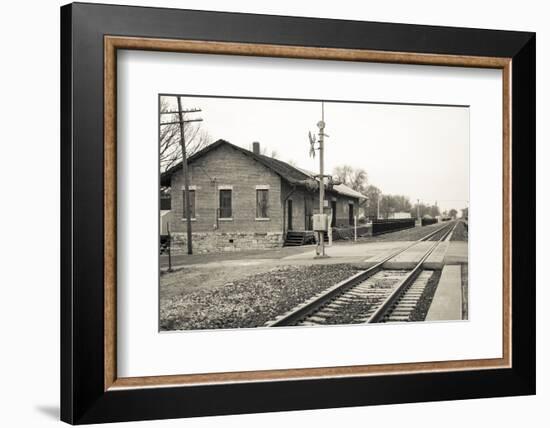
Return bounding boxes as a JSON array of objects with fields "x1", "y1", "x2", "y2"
[
  {"x1": 381, "y1": 242, "x2": 434, "y2": 269},
  {"x1": 283, "y1": 241, "x2": 410, "y2": 264},
  {"x1": 363, "y1": 241, "x2": 443, "y2": 270},
  {"x1": 426, "y1": 265, "x2": 463, "y2": 321},
  {"x1": 444, "y1": 241, "x2": 468, "y2": 264},
  {"x1": 362, "y1": 241, "x2": 415, "y2": 268},
  {"x1": 424, "y1": 241, "x2": 449, "y2": 270},
  {"x1": 362, "y1": 240, "x2": 467, "y2": 270}
]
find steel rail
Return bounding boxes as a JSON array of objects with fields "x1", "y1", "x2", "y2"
[
  {"x1": 365, "y1": 222, "x2": 455, "y2": 323},
  {"x1": 266, "y1": 221, "x2": 454, "y2": 327}
]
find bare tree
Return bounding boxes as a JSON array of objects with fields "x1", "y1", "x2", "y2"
[
  {"x1": 159, "y1": 97, "x2": 213, "y2": 172},
  {"x1": 333, "y1": 165, "x2": 354, "y2": 185},
  {"x1": 364, "y1": 185, "x2": 381, "y2": 219},
  {"x1": 333, "y1": 165, "x2": 368, "y2": 194}
]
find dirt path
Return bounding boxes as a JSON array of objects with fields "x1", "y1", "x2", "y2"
[{"x1": 160, "y1": 261, "x2": 276, "y2": 302}]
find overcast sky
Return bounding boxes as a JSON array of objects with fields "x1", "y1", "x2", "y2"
[{"x1": 162, "y1": 96, "x2": 469, "y2": 213}]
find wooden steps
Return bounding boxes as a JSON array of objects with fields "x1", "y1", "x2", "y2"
[{"x1": 283, "y1": 231, "x2": 326, "y2": 246}]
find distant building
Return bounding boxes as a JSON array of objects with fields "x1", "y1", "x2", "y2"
[
  {"x1": 388, "y1": 211, "x2": 412, "y2": 219},
  {"x1": 160, "y1": 139, "x2": 366, "y2": 253}
]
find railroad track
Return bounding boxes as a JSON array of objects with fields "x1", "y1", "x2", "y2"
[{"x1": 265, "y1": 221, "x2": 456, "y2": 327}]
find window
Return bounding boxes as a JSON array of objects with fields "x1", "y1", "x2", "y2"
[
  {"x1": 256, "y1": 189, "x2": 269, "y2": 218},
  {"x1": 219, "y1": 189, "x2": 232, "y2": 218},
  {"x1": 182, "y1": 189, "x2": 195, "y2": 219}
]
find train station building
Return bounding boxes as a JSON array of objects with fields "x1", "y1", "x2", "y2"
[{"x1": 160, "y1": 139, "x2": 366, "y2": 253}]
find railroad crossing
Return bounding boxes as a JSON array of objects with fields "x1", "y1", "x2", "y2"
[{"x1": 266, "y1": 221, "x2": 466, "y2": 326}]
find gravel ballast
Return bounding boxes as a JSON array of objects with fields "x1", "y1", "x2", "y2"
[
  {"x1": 318, "y1": 270, "x2": 406, "y2": 325},
  {"x1": 160, "y1": 264, "x2": 362, "y2": 331},
  {"x1": 409, "y1": 269, "x2": 442, "y2": 322}
]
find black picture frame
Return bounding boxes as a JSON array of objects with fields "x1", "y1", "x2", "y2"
[{"x1": 61, "y1": 2, "x2": 535, "y2": 424}]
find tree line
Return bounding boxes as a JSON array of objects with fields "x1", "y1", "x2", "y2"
[{"x1": 332, "y1": 164, "x2": 464, "y2": 220}]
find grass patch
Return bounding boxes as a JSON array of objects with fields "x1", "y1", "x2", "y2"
[
  {"x1": 451, "y1": 221, "x2": 468, "y2": 241},
  {"x1": 461, "y1": 263, "x2": 468, "y2": 319}
]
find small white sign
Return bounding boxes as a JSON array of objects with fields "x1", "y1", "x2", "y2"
[{"x1": 313, "y1": 214, "x2": 328, "y2": 231}]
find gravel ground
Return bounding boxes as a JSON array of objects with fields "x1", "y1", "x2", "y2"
[
  {"x1": 160, "y1": 245, "x2": 311, "y2": 268},
  {"x1": 409, "y1": 270, "x2": 442, "y2": 322},
  {"x1": 160, "y1": 262, "x2": 272, "y2": 302},
  {"x1": 160, "y1": 264, "x2": 362, "y2": 331},
  {"x1": 451, "y1": 221, "x2": 468, "y2": 241}
]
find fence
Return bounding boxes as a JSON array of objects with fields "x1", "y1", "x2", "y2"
[
  {"x1": 332, "y1": 225, "x2": 371, "y2": 240},
  {"x1": 421, "y1": 217, "x2": 438, "y2": 226},
  {"x1": 372, "y1": 218, "x2": 415, "y2": 235},
  {"x1": 160, "y1": 222, "x2": 173, "y2": 271}
]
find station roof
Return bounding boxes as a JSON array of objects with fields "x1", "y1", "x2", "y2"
[
  {"x1": 294, "y1": 166, "x2": 367, "y2": 200},
  {"x1": 161, "y1": 139, "x2": 366, "y2": 200}
]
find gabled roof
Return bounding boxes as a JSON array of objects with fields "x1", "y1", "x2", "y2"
[
  {"x1": 161, "y1": 139, "x2": 366, "y2": 200},
  {"x1": 331, "y1": 183, "x2": 367, "y2": 200},
  {"x1": 161, "y1": 139, "x2": 311, "y2": 187}
]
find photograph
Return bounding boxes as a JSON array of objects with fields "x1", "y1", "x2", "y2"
[
  {"x1": 158, "y1": 95, "x2": 469, "y2": 331},
  {"x1": 52, "y1": 1, "x2": 537, "y2": 424}
]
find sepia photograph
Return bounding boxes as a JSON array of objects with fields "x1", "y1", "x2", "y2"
[
  {"x1": 55, "y1": 3, "x2": 536, "y2": 423},
  {"x1": 158, "y1": 95, "x2": 469, "y2": 331}
]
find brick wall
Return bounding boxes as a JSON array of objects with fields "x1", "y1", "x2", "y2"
[
  {"x1": 331, "y1": 195, "x2": 359, "y2": 228},
  {"x1": 170, "y1": 231, "x2": 283, "y2": 254},
  {"x1": 167, "y1": 143, "x2": 361, "y2": 252},
  {"x1": 168, "y1": 144, "x2": 286, "y2": 252}
]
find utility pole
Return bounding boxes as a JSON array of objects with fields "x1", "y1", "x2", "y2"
[
  {"x1": 318, "y1": 102, "x2": 326, "y2": 257},
  {"x1": 377, "y1": 192, "x2": 380, "y2": 220},
  {"x1": 160, "y1": 97, "x2": 202, "y2": 255},
  {"x1": 308, "y1": 102, "x2": 330, "y2": 258},
  {"x1": 166, "y1": 222, "x2": 172, "y2": 272},
  {"x1": 417, "y1": 198, "x2": 420, "y2": 224}
]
